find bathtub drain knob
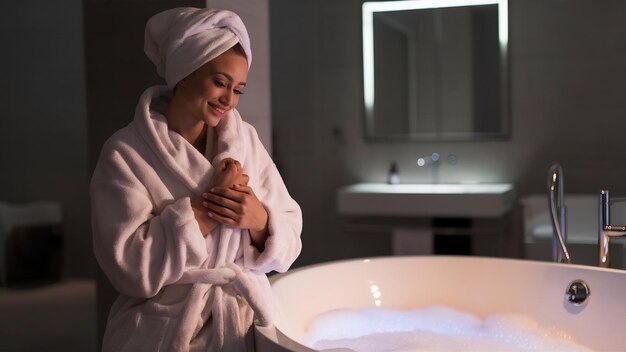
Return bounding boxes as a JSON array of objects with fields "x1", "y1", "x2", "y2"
[{"x1": 566, "y1": 280, "x2": 590, "y2": 305}]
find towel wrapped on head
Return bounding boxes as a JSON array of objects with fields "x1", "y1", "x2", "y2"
[{"x1": 144, "y1": 7, "x2": 252, "y2": 88}]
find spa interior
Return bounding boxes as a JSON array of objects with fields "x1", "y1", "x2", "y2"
[{"x1": 1, "y1": 0, "x2": 626, "y2": 351}]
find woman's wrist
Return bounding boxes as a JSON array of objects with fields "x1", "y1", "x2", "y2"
[{"x1": 249, "y1": 224, "x2": 269, "y2": 252}]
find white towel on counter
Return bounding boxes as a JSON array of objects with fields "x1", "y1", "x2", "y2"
[{"x1": 90, "y1": 86, "x2": 302, "y2": 351}]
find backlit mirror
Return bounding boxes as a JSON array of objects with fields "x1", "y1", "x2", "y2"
[{"x1": 363, "y1": 0, "x2": 509, "y2": 141}]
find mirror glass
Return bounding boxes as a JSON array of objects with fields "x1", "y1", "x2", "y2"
[{"x1": 362, "y1": 0, "x2": 509, "y2": 141}]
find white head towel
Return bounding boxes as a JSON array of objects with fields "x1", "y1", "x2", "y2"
[{"x1": 144, "y1": 7, "x2": 252, "y2": 88}]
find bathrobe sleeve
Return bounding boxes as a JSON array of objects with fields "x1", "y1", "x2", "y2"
[
  {"x1": 90, "y1": 132, "x2": 208, "y2": 298},
  {"x1": 240, "y1": 124, "x2": 303, "y2": 273}
]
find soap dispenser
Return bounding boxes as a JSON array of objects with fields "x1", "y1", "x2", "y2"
[{"x1": 388, "y1": 162, "x2": 399, "y2": 184}]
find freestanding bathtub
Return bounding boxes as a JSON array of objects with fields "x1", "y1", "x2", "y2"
[{"x1": 254, "y1": 256, "x2": 626, "y2": 351}]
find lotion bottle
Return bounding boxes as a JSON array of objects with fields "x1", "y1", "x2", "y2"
[{"x1": 388, "y1": 162, "x2": 399, "y2": 184}]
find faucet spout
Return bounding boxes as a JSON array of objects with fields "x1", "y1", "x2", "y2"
[
  {"x1": 547, "y1": 163, "x2": 571, "y2": 264},
  {"x1": 598, "y1": 190, "x2": 626, "y2": 267}
]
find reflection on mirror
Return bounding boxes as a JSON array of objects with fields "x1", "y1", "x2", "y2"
[{"x1": 362, "y1": 0, "x2": 509, "y2": 141}]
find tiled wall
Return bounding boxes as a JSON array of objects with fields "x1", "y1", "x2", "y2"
[{"x1": 270, "y1": 0, "x2": 626, "y2": 267}]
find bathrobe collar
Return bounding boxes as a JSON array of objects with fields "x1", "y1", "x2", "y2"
[{"x1": 134, "y1": 86, "x2": 247, "y2": 193}]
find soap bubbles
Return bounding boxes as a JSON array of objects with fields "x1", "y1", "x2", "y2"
[{"x1": 305, "y1": 305, "x2": 593, "y2": 352}]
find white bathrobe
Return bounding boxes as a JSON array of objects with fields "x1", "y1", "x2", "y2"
[{"x1": 90, "y1": 86, "x2": 302, "y2": 351}]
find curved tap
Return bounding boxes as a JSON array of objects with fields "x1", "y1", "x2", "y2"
[{"x1": 547, "y1": 163, "x2": 571, "y2": 264}]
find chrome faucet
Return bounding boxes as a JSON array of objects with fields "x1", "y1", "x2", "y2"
[
  {"x1": 417, "y1": 152, "x2": 441, "y2": 183},
  {"x1": 547, "y1": 164, "x2": 571, "y2": 264},
  {"x1": 598, "y1": 190, "x2": 626, "y2": 267}
]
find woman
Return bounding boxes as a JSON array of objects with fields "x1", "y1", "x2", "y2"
[{"x1": 90, "y1": 7, "x2": 302, "y2": 351}]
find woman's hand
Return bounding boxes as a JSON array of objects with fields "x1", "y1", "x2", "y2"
[
  {"x1": 208, "y1": 158, "x2": 249, "y2": 189},
  {"x1": 202, "y1": 184, "x2": 269, "y2": 251},
  {"x1": 192, "y1": 158, "x2": 248, "y2": 236}
]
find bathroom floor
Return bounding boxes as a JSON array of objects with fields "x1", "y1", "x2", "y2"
[{"x1": 0, "y1": 279, "x2": 97, "y2": 352}]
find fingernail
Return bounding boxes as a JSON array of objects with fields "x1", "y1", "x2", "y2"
[
  {"x1": 202, "y1": 193, "x2": 208, "y2": 198},
  {"x1": 203, "y1": 201, "x2": 209, "y2": 207}
]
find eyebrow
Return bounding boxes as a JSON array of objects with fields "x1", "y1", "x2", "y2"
[{"x1": 215, "y1": 72, "x2": 247, "y2": 86}]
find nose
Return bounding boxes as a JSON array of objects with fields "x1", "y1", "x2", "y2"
[{"x1": 219, "y1": 90, "x2": 233, "y2": 106}]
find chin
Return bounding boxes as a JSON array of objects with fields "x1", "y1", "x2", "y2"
[{"x1": 205, "y1": 116, "x2": 222, "y2": 127}]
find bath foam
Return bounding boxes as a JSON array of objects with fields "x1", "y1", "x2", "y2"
[{"x1": 305, "y1": 305, "x2": 593, "y2": 351}]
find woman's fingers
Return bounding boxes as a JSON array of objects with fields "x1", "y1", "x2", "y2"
[
  {"x1": 232, "y1": 184, "x2": 252, "y2": 193},
  {"x1": 218, "y1": 158, "x2": 241, "y2": 172},
  {"x1": 199, "y1": 184, "x2": 268, "y2": 233},
  {"x1": 204, "y1": 187, "x2": 245, "y2": 202},
  {"x1": 208, "y1": 158, "x2": 245, "y2": 191},
  {"x1": 206, "y1": 203, "x2": 238, "y2": 220},
  {"x1": 206, "y1": 209, "x2": 239, "y2": 227},
  {"x1": 203, "y1": 198, "x2": 241, "y2": 222},
  {"x1": 202, "y1": 188, "x2": 243, "y2": 223},
  {"x1": 224, "y1": 158, "x2": 241, "y2": 171},
  {"x1": 203, "y1": 196, "x2": 240, "y2": 211}
]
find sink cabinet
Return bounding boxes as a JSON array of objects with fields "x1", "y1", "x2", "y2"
[{"x1": 336, "y1": 183, "x2": 519, "y2": 257}]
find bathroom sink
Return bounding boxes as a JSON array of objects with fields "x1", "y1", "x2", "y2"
[{"x1": 336, "y1": 182, "x2": 515, "y2": 217}]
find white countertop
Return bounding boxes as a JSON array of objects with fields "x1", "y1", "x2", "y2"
[{"x1": 337, "y1": 182, "x2": 515, "y2": 218}]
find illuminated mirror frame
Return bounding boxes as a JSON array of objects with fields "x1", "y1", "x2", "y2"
[{"x1": 362, "y1": 0, "x2": 509, "y2": 142}]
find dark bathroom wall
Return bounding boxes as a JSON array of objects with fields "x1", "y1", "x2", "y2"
[
  {"x1": 270, "y1": 0, "x2": 626, "y2": 268},
  {"x1": 0, "y1": 0, "x2": 92, "y2": 279},
  {"x1": 84, "y1": 0, "x2": 204, "y2": 171}
]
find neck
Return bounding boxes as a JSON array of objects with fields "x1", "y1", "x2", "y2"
[
  {"x1": 164, "y1": 93, "x2": 207, "y2": 153},
  {"x1": 191, "y1": 124, "x2": 208, "y2": 154}
]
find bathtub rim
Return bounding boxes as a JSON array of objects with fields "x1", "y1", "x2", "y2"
[{"x1": 255, "y1": 255, "x2": 626, "y2": 351}]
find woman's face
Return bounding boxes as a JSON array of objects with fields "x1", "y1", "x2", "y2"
[{"x1": 178, "y1": 47, "x2": 248, "y2": 127}]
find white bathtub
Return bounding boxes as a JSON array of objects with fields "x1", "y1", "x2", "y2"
[{"x1": 255, "y1": 256, "x2": 626, "y2": 351}]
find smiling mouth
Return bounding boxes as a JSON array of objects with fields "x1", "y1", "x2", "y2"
[{"x1": 208, "y1": 103, "x2": 226, "y2": 116}]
